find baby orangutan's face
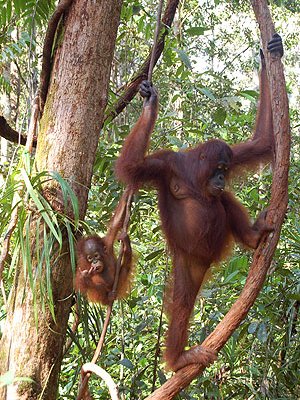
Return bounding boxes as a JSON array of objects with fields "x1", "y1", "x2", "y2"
[{"x1": 83, "y1": 237, "x2": 107, "y2": 273}]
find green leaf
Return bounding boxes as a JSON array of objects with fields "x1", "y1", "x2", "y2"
[
  {"x1": 168, "y1": 136, "x2": 184, "y2": 148},
  {"x1": 13, "y1": 0, "x2": 21, "y2": 15},
  {"x1": 256, "y1": 322, "x2": 268, "y2": 343},
  {"x1": 0, "y1": 369, "x2": 34, "y2": 387},
  {"x1": 6, "y1": 1, "x2": 12, "y2": 23},
  {"x1": 119, "y1": 358, "x2": 134, "y2": 369},
  {"x1": 132, "y1": 5, "x2": 142, "y2": 15},
  {"x1": 43, "y1": 225, "x2": 56, "y2": 321},
  {"x1": 0, "y1": 370, "x2": 14, "y2": 387},
  {"x1": 49, "y1": 170, "x2": 79, "y2": 226},
  {"x1": 66, "y1": 220, "x2": 76, "y2": 274},
  {"x1": 199, "y1": 87, "x2": 216, "y2": 101},
  {"x1": 145, "y1": 249, "x2": 163, "y2": 261},
  {"x1": 20, "y1": 168, "x2": 62, "y2": 245},
  {"x1": 239, "y1": 90, "x2": 258, "y2": 102},
  {"x1": 186, "y1": 26, "x2": 209, "y2": 36},
  {"x1": 248, "y1": 322, "x2": 258, "y2": 334},
  {"x1": 136, "y1": 322, "x2": 147, "y2": 333},
  {"x1": 222, "y1": 270, "x2": 239, "y2": 284},
  {"x1": 287, "y1": 293, "x2": 300, "y2": 301},
  {"x1": 213, "y1": 107, "x2": 227, "y2": 125},
  {"x1": 24, "y1": 214, "x2": 33, "y2": 285},
  {"x1": 157, "y1": 370, "x2": 167, "y2": 385},
  {"x1": 175, "y1": 48, "x2": 192, "y2": 70}
]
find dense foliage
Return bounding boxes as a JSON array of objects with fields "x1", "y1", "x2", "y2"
[{"x1": 0, "y1": 0, "x2": 299, "y2": 398}]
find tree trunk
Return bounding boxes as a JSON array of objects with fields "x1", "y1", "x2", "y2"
[{"x1": 0, "y1": 1, "x2": 122, "y2": 399}]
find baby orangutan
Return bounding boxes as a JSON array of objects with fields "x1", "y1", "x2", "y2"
[{"x1": 75, "y1": 192, "x2": 133, "y2": 305}]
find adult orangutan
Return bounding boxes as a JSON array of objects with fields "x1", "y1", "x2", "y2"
[{"x1": 115, "y1": 34, "x2": 283, "y2": 371}]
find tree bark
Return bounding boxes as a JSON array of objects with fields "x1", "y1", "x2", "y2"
[{"x1": 0, "y1": 1, "x2": 122, "y2": 399}]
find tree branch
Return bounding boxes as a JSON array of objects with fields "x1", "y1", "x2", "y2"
[
  {"x1": 145, "y1": 1, "x2": 290, "y2": 398},
  {"x1": 39, "y1": 0, "x2": 74, "y2": 113},
  {"x1": 103, "y1": 0, "x2": 180, "y2": 124},
  {"x1": 0, "y1": 116, "x2": 37, "y2": 147}
]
